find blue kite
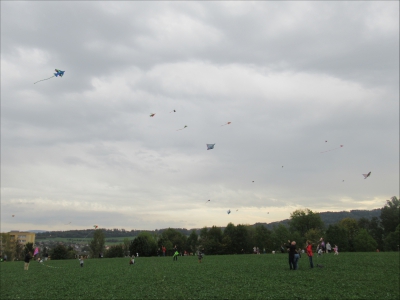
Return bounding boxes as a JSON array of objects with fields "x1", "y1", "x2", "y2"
[
  {"x1": 34, "y1": 69, "x2": 65, "y2": 84},
  {"x1": 227, "y1": 209, "x2": 231, "y2": 215},
  {"x1": 206, "y1": 144, "x2": 215, "y2": 150}
]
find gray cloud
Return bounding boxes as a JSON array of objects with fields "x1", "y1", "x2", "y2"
[{"x1": 1, "y1": 1, "x2": 398, "y2": 232}]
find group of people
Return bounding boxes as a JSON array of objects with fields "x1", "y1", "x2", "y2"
[{"x1": 285, "y1": 238, "x2": 339, "y2": 270}]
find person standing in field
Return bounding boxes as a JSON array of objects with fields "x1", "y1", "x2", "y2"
[
  {"x1": 320, "y1": 238, "x2": 326, "y2": 253},
  {"x1": 326, "y1": 242, "x2": 332, "y2": 253},
  {"x1": 24, "y1": 252, "x2": 32, "y2": 270},
  {"x1": 306, "y1": 240, "x2": 314, "y2": 268},
  {"x1": 162, "y1": 246, "x2": 166, "y2": 257},
  {"x1": 79, "y1": 256, "x2": 84, "y2": 267},
  {"x1": 198, "y1": 251, "x2": 203, "y2": 263},
  {"x1": 286, "y1": 240, "x2": 297, "y2": 270},
  {"x1": 172, "y1": 245, "x2": 179, "y2": 261}
]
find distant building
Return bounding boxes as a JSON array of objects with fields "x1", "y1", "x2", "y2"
[{"x1": 9, "y1": 231, "x2": 36, "y2": 246}]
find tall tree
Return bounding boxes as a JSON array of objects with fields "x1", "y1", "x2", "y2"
[
  {"x1": 339, "y1": 218, "x2": 359, "y2": 251},
  {"x1": 325, "y1": 224, "x2": 349, "y2": 252},
  {"x1": 289, "y1": 209, "x2": 324, "y2": 237},
  {"x1": 271, "y1": 224, "x2": 290, "y2": 251},
  {"x1": 123, "y1": 238, "x2": 130, "y2": 256},
  {"x1": 186, "y1": 230, "x2": 199, "y2": 253},
  {"x1": 383, "y1": 224, "x2": 400, "y2": 251},
  {"x1": 353, "y1": 229, "x2": 378, "y2": 252},
  {"x1": 90, "y1": 229, "x2": 105, "y2": 258},
  {"x1": 380, "y1": 196, "x2": 400, "y2": 235},
  {"x1": 51, "y1": 244, "x2": 69, "y2": 260},
  {"x1": 253, "y1": 225, "x2": 273, "y2": 252}
]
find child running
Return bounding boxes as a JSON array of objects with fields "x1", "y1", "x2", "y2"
[
  {"x1": 79, "y1": 256, "x2": 84, "y2": 267},
  {"x1": 334, "y1": 245, "x2": 339, "y2": 255}
]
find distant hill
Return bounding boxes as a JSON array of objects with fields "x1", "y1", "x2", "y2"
[
  {"x1": 36, "y1": 208, "x2": 382, "y2": 239},
  {"x1": 254, "y1": 208, "x2": 382, "y2": 230}
]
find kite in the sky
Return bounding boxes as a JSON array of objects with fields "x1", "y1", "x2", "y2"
[
  {"x1": 206, "y1": 144, "x2": 215, "y2": 150},
  {"x1": 362, "y1": 172, "x2": 371, "y2": 179},
  {"x1": 252, "y1": 181, "x2": 254, "y2": 182},
  {"x1": 325, "y1": 140, "x2": 328, "y2": 143},
  {"x1": 221, "y1": 122, "x2": 231, "y2": 127},
  {"x1": 34, "y1": 69, "x2": 65, "y2": 84},
  {"x1": 12, "y1": 215, "x2": 15, "y2": 217},
  {"x1": 320, "y1": 145, "x2": 343, "y2": 153},
  {"x1": 236, "y1": 209, "x2": 238, "y2": 211},
  {"x1": 33, "y1": 247, "x2": 39, "y2": 256},
  {"x1": 205, "y1": 200, "x2": 210, "y2": 204},
  {"x1": 93, "y1": 225, "x2": 98, "y2": 229},
  {"x1": 170, "y1": 110, "x2": 176, "y2": 113},
  {"x1": 227, "y1": 209, "x2": 231, "y2": 215},
  {"x1": 150, "y1": 113, "x2": 156, "y2": 117},
  {"x1": 176, "y1": 125, "x2": 187, "y2": 131}
]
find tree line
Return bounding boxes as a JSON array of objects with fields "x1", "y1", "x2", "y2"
[
  {"x1": 97, "y1": 196, "x2": 400, "y2": 258},
  {"x1": 2, "y1": 197, "x2": 398, "y2": 260}
]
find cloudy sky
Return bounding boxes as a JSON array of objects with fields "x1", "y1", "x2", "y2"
[{"x1": 1, "y1": 1, "x2": 398, "y2": 232}]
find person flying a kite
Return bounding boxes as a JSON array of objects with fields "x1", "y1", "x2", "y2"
[{"x1": 34, "y1": 69, "x2": 65, "y2": 84}]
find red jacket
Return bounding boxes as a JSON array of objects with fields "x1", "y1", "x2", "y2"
[{"x1": 306, "y1": 244, "x2": 313, "y2": 257}]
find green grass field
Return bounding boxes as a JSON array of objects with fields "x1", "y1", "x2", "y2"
[{"x1": 1, "y1": 252, "x2": 399, "y2": 299}]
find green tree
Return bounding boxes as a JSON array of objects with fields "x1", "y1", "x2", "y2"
[
  {"x1": 383, "y1": 224, "x2": 400, "y2": 251},
  {"x1": 305, "y1": 228, "x2": 323, "y2": 246},
  {"x1": 161, "y1": 228, "x2": 187, "y2": 255},
  {"x1": 123, "y1": 238, "x2": 130, "y2": 256},
  {"x1": 89, "y1": 229, "x2": 105, "y2": 258},
  {"x1": 105, "y1": 244, "x2": 125, "y2": 258},
  {"x1": 289, "y1": 209, "x2": 324, "y2": 237},
  {"x1": 253, "y1": 225, "x2": 273, "y2": 252},
  {"x1": 222, "y1": 223, "x2": 236, "y2": 254},
  {"x1": 339, "y1": 218, "x2": 359, "y2": 251},
  {"x1": 234, "y1": 224, "x2": 251, "y2": 254},
  {"x1": 353, "y1": 229, "x2": 378, "y2": 252},
  {"x1": 380, "y1": 196, "x2": 400, "y2": 235},
  {"x1": 15, "y1": 240, "x2": 23, "y2": 261},
  {"x1": 186, "y1": 230, "x2": 199, "y2": 253},
  {"x1": 0, "y1": 233, "x2": 15, "y2": 261},
  {"x1": 325, "y1": 224, "x2": 349, "y2": 252},
  {"x1": 271, "y1": 224, "x2": 290, "y2": 251},
  {"x1": 202, "y1": 226, "x2": 223, "y2": 255},
  {"x1": 51, "y1": 244, "x2": 69, "y2": 260},
  {"x1": 129, "y1": 236, "x2": 151, "y2": 257}
]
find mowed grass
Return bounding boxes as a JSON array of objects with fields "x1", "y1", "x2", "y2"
[{"x1": 1, "y1": 252, "x2": 399, "y2": 299}]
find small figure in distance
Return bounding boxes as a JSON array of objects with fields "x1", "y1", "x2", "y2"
[
  {"x1": 306, "y1": 240, "x2": 314, "y2": 269},
  {"x1": 198, "y1": 251, "x2": 203, "y2": 263}
]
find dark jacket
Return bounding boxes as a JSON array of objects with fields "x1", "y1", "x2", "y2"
[
  {"x1": 286, "y1": 244, "x2": 297, "y2": 257},
  {"x1": 24, "y1": 254, "x2": 32, "y2": 263}
]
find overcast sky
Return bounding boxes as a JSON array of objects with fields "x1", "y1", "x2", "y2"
[{"x1": 1, "y1": 1, "x2": 399, "y2": 232}]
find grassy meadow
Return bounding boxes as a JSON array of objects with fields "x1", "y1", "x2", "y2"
[{"x1": 1, "y1": 252, "x2": 399, "y2": 299}]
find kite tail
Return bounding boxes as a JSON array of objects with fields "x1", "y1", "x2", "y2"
[{"x1": 34, "y1": 76, "x2": 55, "y2": 84}]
